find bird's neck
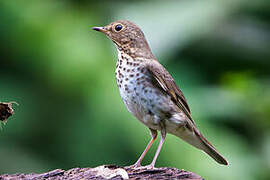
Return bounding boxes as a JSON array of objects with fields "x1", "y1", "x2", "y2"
[
  {"x1": 114, "y1": 39, "x2": 155, "y2": 60},
  {"x1": 118, "y1": 47, "x2": 154, "y2": 60},
  {"x1": 117, "y1": 49, "x2": 147, "y2": 64}
]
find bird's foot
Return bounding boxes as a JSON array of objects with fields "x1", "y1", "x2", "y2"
[
  {"x1": 127, "y1": 163, "x2": 142, "y2": 169},
  {"x1": 143, "y1": 164, "x2": 155, "y2": 170},
  {"x1": 127, "y1": 163, "x2": 156, "y2": 170}
]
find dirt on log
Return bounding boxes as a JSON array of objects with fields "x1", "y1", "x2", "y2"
[{"x1": 0, "y1": 165, "x2": 204, "y2": 180}]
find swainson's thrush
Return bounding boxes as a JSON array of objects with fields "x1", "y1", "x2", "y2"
[{"x1": 93, "y1": 20, "x2": 228, "y2": 168}]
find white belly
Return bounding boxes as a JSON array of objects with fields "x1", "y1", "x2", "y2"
[{"x1": 115, "y1": 52, "x2": 176, "y2": 130}]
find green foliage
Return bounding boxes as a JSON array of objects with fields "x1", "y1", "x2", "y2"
[{"x1": 0, "y1": 0, "x2": 270, "y2": 179}]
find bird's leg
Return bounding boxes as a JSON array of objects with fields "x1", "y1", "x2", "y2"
[
  {"x1": 147, "y1": 127, "x2": 166, "y2": 169},
  {"x1": 130, "y1": 128, "x2": 157, "y2": 168}
]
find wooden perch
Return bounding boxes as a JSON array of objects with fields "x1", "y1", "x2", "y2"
[{"x1": 0, "y1": 165, "x2": 203, "y2": 180}]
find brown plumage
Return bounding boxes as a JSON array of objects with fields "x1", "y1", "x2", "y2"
[{"x1": 93, "y1": 20, "x2": 228, "y2": 168}]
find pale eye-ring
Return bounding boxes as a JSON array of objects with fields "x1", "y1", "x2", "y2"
[{"x1": 115, "y1": 24, "x2": 123, "y2": 31}]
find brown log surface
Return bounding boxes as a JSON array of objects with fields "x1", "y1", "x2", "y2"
[{"x1": 0, "y1": 165, "x2": 203, "y2": 180}]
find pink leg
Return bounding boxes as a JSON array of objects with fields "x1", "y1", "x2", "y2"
[
  {"x1": 148, "y1": 128, "x2": 166, "y2": 168},
  {"x1": 132, "y1": 129, "x2": 157, "y2": 168}
]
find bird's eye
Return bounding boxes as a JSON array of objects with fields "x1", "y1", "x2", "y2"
[{"x1": 115, "y1": 24, "x2": 123, "y2": 31}]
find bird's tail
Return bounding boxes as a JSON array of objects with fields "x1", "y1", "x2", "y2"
[
  {"x1": 174, "y1": 127, "x2": 228, "y2": 165},
  {"x1": 197, "y1": 131, "x2": 228, "y2": 165}
]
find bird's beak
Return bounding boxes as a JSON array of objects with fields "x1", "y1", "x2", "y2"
[{"x1": 92, "y1": 26, "x2": 107, "y2": 33}]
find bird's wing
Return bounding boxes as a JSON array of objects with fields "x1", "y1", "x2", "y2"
[
  {"x1": 146, "y1": 60, "x2": 195, "y2": 125},
  {"x1": 147, "y1": 61, "x2": 228, "y2": 165}
]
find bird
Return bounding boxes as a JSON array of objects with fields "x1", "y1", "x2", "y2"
[{"x1": 92, "y1": 20, "x2": 228, "y2": 168}]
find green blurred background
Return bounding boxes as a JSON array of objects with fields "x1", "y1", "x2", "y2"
[{"x1": 1, "y1": 0, "x2": 270, "y2": 179}]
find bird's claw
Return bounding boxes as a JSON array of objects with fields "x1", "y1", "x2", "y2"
[
  {"x1": 128, "y1": 163, "x2": 156, "y2": 170},
  {"x1": 143, "y1": 164, "x2": 155, "y2": 169},
  {"x1": 127, "y1": 163, "x2": 142, "y2": 169}
]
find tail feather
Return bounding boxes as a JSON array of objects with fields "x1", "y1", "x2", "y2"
[
  {"x1": 174, "y1": 126, "x2": 228, "y2": 165},
  {"x1": 196, "y1": 131, "x2": 228, "y2": 165}
]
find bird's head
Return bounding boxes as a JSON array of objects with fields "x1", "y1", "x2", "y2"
[{"x1": 93, "y1": 20, "x2": 153, "y2": 58}]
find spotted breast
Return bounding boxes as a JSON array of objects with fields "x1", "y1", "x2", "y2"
[{"x1": 115, "y1": 51, "x2": 175, "y2": 130}]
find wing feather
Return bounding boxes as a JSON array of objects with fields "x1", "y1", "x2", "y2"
[
  {"x1": 147, "y1": 61, "x2": 195, "y2": 124},
  {"x1": 147, "y1": 61, "x2": 228, "y2": 165}
]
